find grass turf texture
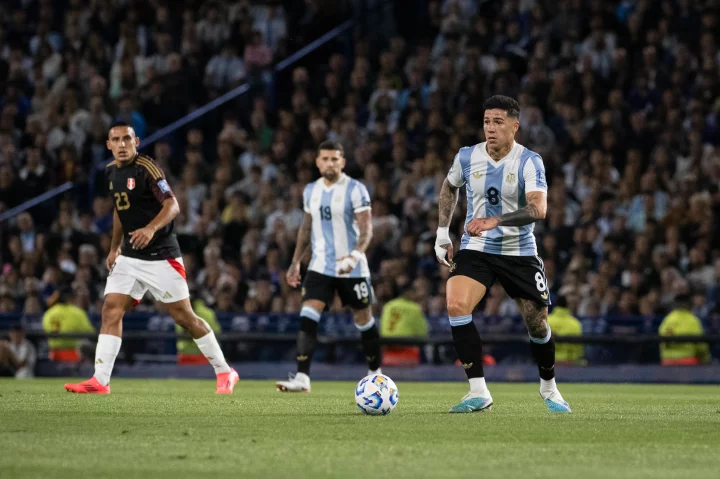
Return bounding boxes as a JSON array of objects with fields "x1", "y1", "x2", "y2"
[{"x1": 1, "y1": 380, "x2": 719, "y2": 479}]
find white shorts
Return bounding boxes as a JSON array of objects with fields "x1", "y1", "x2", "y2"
[{"x1": 104, "y1": 255, "x2": 189, "y2": 303}]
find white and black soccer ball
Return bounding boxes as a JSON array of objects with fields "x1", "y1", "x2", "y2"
[{"x1": 355, "y1": 374, "x2": 399, "y2": 415}]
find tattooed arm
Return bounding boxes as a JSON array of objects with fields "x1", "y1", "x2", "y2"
[
  {"x1": 466, "y1": 191, "x2": 547, "y2": 235},
  {"x1": 337, "y1": 210, "x2": 373, "y2": 275},
  {"x1": 438, "y1": 179, "x2": 460, "y2": 227},
  {"x1": 435, "y1": 179, "x2": 460, "y2": 266},
  {"x1": 287, "y1": 213, "x2": 312, "y2": 287}
]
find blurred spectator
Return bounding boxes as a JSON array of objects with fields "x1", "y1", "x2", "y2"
[
  {"x1": 42, "y1": 286, "x2": 95, "y2": 363},
  {"x1": 659, "y1": 293, "x2": 711, "y2": 366},
  {"x1": 547, "y1": 295, "x2": 585, "y2": 366},
  {"x1": 380, "y1": 278, "x2": 428, "y2": 367},
  {"x1": 7, "y1": 324, "x2": 36, "y2": 378}
]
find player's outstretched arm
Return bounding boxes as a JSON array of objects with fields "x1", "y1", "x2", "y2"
[
  {"x1": 467, "y1": 191, "x2": 547, "y2": 235},
  {"x1": 129, "y1": 197, "x2": 180, "y2": 250},
  {"x1": 435, "y1": 179, "x2": 459, "y2": 266},
  {"x1": 287, "y1": 213, "x2": 312, "y2": 287}
]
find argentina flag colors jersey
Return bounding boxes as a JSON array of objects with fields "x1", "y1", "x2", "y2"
[
  {"x1": 304, "y1": 174, "x2": 372, "y2": 278},
  {"x1": 447, "y1": 141, "x2": 547, "y2": 256}
]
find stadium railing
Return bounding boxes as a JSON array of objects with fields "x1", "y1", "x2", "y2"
[{"x1": 3, "y1": 312, "x2": 717, "y2": 366}]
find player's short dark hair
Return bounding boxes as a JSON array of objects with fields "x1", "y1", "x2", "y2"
[
  {"x1": 108, "y1": 120, "x2": 132, "y2": 133},
  {"x1": 483, "y1": 95, "x2": 520, "y2": 118},
  {"x1": 318, "y1": 140, "x2": 344, "y2": 156}
]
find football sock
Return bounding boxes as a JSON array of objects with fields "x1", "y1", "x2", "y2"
[
  {"x1": 356, "y1": 317, "x2": 381, "y2": 372},
  {"x1": 297, "y1": 308, "x2": 320, "y2": 375},
  {"x1": 450, "y1": 316, "x2": 485, "y2": 380},
  {"x1": 194, "y1": 331, "x2": 231, "y2": 374},
  {"x1": 94, "y1": 334, "x2": 122, "y2": 386},
  {"x1": 469, "y1": 377, "x2": 490, "y2": 396},
  {"x1": 529, "y1": 327, "x2": 556, "y2": 381},
  {"x1": 540, "y1": 377, "x2": 557, "y2": 396}
]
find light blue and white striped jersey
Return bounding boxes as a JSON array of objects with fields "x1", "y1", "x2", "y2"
[
  {"x1": 304, "y1": 174, "x2": 372, "y2": 278},
  {"x1": 447, "y1": 141, "x2": 547, "y2": 256}
]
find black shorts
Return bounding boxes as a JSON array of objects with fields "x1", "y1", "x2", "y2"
[
  {"x1": 302, "y1": 271, "x2": 376, "y2": 310},
  {"x1": 449, "y1": 249, "x2": 551, "y2": 306}
]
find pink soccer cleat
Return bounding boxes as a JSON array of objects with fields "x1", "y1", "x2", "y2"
[
  {"x1": 64, "y1": 377, "x2": 111, "y2": 394},
  {"x1": 216, "y1": 369, "x2": 240, "y2": 394}
]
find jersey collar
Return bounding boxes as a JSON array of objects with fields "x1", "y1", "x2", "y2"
[
  {"x1": 321, "y1": 173, "x2": 347, "y2": 191},
  {"x1": 483, "y1": 141, "x2": 517, "y2": 167}
]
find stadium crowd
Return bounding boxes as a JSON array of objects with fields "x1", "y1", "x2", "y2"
[{"x1": 1, "y1": 0, "x2": 719, "y2": 339}]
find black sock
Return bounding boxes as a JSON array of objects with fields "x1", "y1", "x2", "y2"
[
  {"x1": 296, "y1": 317, "x2": 318, "y2": 375},
  {"x1": 360, "y1": 323, "x2": 382, "y2": 371},
  {"x1": 531, "y1": 337, "x2": 555, "y2": 380},
  {"x1": 451, "y1": 322, "x2": 485, "y2": 379}
]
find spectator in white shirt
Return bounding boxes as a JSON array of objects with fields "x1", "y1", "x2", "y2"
[{"x1": 205, "y1": 43, "x2": 246, "y2": 92}]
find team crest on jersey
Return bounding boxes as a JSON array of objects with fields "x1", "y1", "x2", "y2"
[
  {"x1": 505, "y1": 173, "x2": 516, "y2": 185},
  {"x1": 127, "y1": 178, "x2": 135, "y2": 190}
]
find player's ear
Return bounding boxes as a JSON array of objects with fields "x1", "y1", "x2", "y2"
[
  {"x1": 134, "y1": 136, "x2": 140, "y2": 147},
  {"x1": 106, "y1": 140, "x2": 111, "y2": 150}
]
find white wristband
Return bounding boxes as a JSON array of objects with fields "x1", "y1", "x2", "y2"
[
  {"x1": 350, "y1": 250, "x2": 363, "y2": 261},
  {"x1": 436, "y1": 227, "x2": 450, "y2": 242}
]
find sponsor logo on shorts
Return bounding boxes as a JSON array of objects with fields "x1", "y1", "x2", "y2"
[
  {"x1": 163, "y1": 291, "x2": 172, "y2": 299},
  {"x1": 449, "y1": 262, "x2": 457, "y2": 273},
  {"x1": 462, "y1": 362, "x2": 473, "y2": 370},
  {"x1": 540, "y1": 292, "x2": 549, "y2": 300}
]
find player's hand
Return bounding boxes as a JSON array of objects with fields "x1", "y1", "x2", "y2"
[
  {"x1": 129, "y1": 226, "x2": 156, "y2": 250},
  {"x1": 286, "y1": 262, "x2": 302, "y2": 288},
  {"x1": 466, "y1": 217, "x2": 500, "y2": 236},
  {"x1": 434, "y1": 227, "x2": 453, "y2": 267},
  {"x1": 336, "y1": 250, "x2": 362, "y2": 275},
  {"x1": 106, "y1": 248, "x2": 121, "y2": 272}
]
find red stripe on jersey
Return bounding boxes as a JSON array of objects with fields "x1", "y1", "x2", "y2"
[{"x1": 167, "y1": 258, "x2": 187, "y2": 279}]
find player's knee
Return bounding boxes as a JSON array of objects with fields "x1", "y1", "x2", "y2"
[{"x1": 447, "y1": 298, "x2": 472, "y2": 318}]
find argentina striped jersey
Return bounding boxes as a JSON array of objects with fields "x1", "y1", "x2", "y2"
[
  {"x1": 304, "y1": 174, "x2": 372, "y2": 278},
  {"x1": 447, "y1": 141, "x2": 547, "y2": 256}
]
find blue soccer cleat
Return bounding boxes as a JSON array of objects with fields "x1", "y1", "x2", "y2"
[
  {"x1": 449, "y1": 393, "x2": 493, "y2": 413},
  {"x1": 540, "y1": 390, "x2": 571, "y2": 413}
]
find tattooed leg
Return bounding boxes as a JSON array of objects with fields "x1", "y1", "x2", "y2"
[{"x1": 516, "y1": 298, "x2": 555, "y2": 380}]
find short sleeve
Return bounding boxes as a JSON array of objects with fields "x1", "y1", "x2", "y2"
[
  {"x1": 447, "y1": 152, "x2": 465, "y2": 187},
  {"x1": 139, "y1": 159, "x2": 174, "y2": 203},
  {"x1": 522, "y1": 154, "x2": 547, "y2": 193},
  {"x1": 351, "y1": 181, "x2": 372, "y2": 213},
  {"x1": 303, "y1": 184, "x2": 312, "y2": 214}
]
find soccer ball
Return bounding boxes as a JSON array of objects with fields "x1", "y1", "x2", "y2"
[{"x1": 355, "y1": 374, "x2": 399, "y2": 415}]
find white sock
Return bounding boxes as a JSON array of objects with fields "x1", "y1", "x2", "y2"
[
  {"x1": 294, "y1": 372, "x2": 310, "y2": 384},
  {"x1": 540, "y1": 378, "x2": 557, "y2": 394},
  {"x1": 94, "y1": 334, "x2": 121, "y2": 386},
  {"x1": 194, "y1": 331, "x2": 231, "y2": 374},
  {"x1": 469, "y1": 377, "x2": 490, "y2": 396}
]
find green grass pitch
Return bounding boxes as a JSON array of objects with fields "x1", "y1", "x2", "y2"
[{"x1": 1, "y1": 379, "x2": 719, "y2": 479}]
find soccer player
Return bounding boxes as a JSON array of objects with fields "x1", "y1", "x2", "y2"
[
  {"x1": 64, "y1": 121, "x2": 239, "y2": 394},
  {"x1": 434, "y1": 96, "x2": 571, "y2": 413},
  {"x1": 276, "y1": 140, "x2": 381, "y2": 392}
]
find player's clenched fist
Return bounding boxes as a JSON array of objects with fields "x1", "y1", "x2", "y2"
[
  {"x1": 129, "y1": 226, "x2": 156, "y2": 249},
  {"x1": 466, "y1": 217, "x2": 499, "y2": 236},
  {"x1": 286, "y1": 262, "x2": 302, "y2": 287},
  {"x1": 434, "y1": 227, "x2": 454, "y2": 266}
]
